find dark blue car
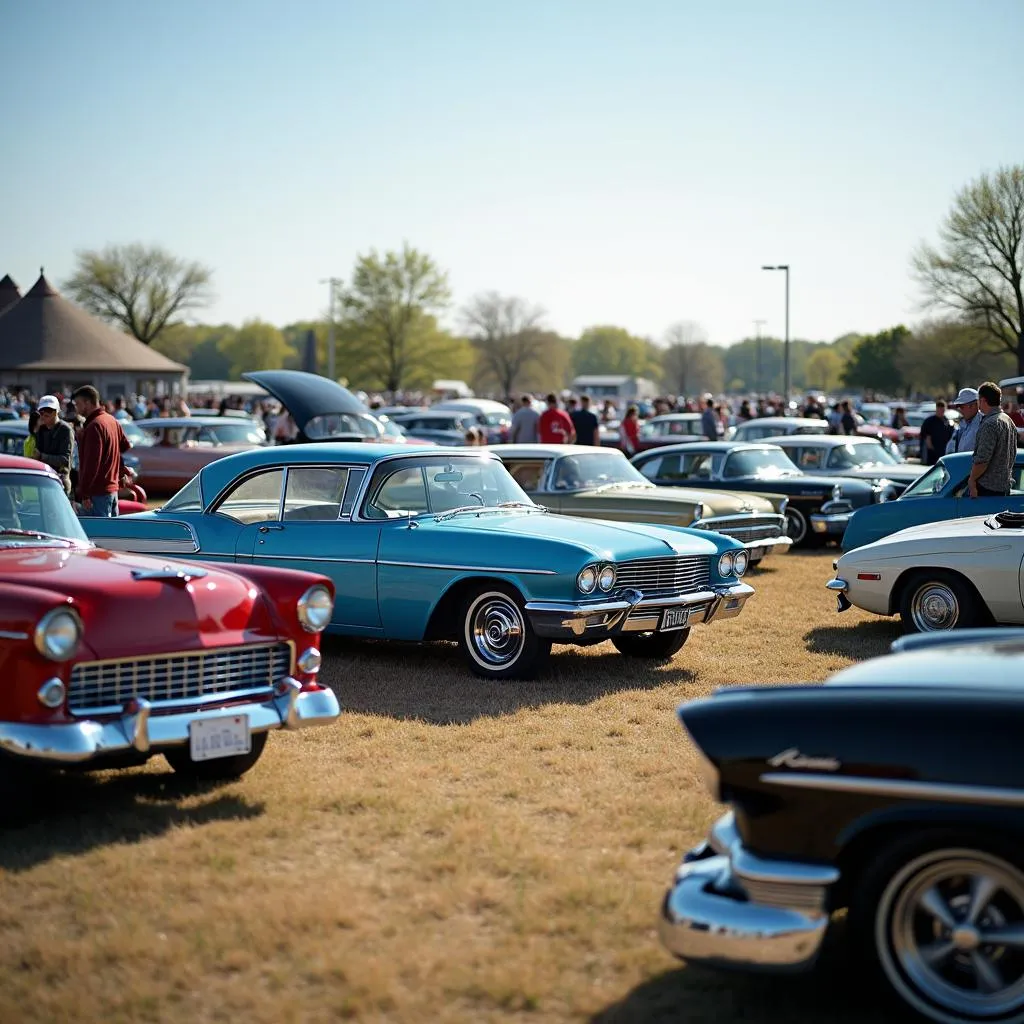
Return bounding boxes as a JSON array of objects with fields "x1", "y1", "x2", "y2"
[{"x1": 841, "y1": 450, "x2": 1024, "y2": 550}]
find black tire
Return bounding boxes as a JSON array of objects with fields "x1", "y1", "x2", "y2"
[
  {"x1": 460, "y1": 584, "x2": 551, "y2": 680},
  {"x1": 164, "y1": 731, "x2": 267, "y2": 782},
  {"x1": 898, "y1": 570, "x2": 981, "y2": 634},
  {"x1": 785, "y1": 506, "x2": 810, "y2": 546},
  {"x1": 849, "y1": 830, "x2": 1024, "y2": 1024},
  {"x1": 611, "y1": 628, "x2": 690, "y2": 660}
]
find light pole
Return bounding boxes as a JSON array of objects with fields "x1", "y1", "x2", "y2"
[
  {"x1": 753, "y1": 319, "x2": 766, "y2": 397},
  {"x1": 761, "y1": 264, "x2": 790, "y2": 405},
  {"x1": 319, "y1": 276, "x2": 342, "y2": 381}
]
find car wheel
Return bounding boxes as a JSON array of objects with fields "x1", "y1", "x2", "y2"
[
  {"x1": 460, "y1": 585, "x2": 550, "y2": 680},
  {"x1": 784, "y1": 506, "x2": 810, "y2": 546},
  {"x1": 850, "y1": 832, "x2": 1024, "y2": 1024},
  {"x1": 899, "y1": 571, "x2": 981, "y2": 633},
  {"x1": 164, "y1": 732, "x2": 267, "y2": 782},
  {"x1": 611, "y1": 628, "x2": 690, "y2": 659}
]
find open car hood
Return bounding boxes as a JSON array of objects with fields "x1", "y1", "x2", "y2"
[{"x1": 243, "y1": 370, "x2": 373, "y2": 437}]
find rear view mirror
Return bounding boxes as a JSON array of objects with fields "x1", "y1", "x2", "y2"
[{"x1": 434, "y1": 471, "x2": 464, "y2": 483}]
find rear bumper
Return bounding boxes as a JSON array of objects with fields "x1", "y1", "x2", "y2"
[
  {"x1": 825, "y1": 577, "x2": 852, "y2": 611},
  {"x1": 0, "y1": 681, "x2": 340, "y2": 765},
  {"x1": 525, "y1": 582, "x2": 754, "y2": 641},
  {"x1": 659, "y1": 812, "x2": 838, "y2": 973}
]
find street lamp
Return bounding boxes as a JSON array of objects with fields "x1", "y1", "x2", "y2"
[
  {"x1": 761, "y1": 264, "x2": 790, "y2": 406},
  {"x1": 319, "y1": 276, "x2": 342, "y2": 381}
]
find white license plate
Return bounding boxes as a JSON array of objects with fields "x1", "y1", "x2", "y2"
[
  {"x1": 660, "y1": 606, "x2": 690, "y2": 631},
  {"x1": 188, "y1": 715, "x2": 251, "y2": 761}
]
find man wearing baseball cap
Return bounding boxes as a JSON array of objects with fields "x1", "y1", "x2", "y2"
[
  {"x1": 32, "y1": 394, "x2": 74, "y2": 496},
  {"x1": 945, "y1": 387, "x2": 982, "y2": 455}
]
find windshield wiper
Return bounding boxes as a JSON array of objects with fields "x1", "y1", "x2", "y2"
[
  {"x1": 0, "y1": 528, "x2": 76, "y2": 544},
  {"x1": 433, "y1": 505, "x2": 489, "y2": 522},
  {"x1": 498, "y1": 501, "x2": 547, "y2": 512}
]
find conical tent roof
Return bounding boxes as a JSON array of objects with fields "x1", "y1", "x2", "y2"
[
  {"x1": 0, "y1": 274, "x2": 20, "y2": 316},
  {"x1": 0, "y1": 274, "x2": 187, "y2": 373}
]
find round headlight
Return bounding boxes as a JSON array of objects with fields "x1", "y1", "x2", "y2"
[
  {"x1": 832, "y1": 484, "x2": 843, "y2": 501},
  {"x1": 297, "y1": 585, "x2": 333, "y2": 633},
  {"x1": 718, "y1": 552, "x2": 735, "y2": 577},
  {"x1": 577, "y1": 566, "x2": 598, "y2": 594},
  {"x1": 733, "y1": 550, "x2": 749, "y2": 576},
  {"x1": 692, "y1": 503, "x2": 704, "y2": 523},
  {"x1": 34, "y1": 607, "x2": 82, "y2": 662},
  {"x1": 598, "y1": 565, "x2": 616, "y2": 591}
]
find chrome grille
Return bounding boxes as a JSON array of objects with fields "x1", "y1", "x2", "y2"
[
  {"x1": 69, "y1": 642, "x2": 293, "y2": 714},
  {"x1": 703, "y1": 515, "x2": 784, "y2": 543},
  {"x1": 615, "y1": 556, "x2": 710, "y2": 598}
]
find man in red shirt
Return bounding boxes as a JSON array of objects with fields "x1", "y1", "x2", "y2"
[
  {"x1": 72, "y1": 385, "x2": 131, "y2": 517},
  {"x1": 538, "y1": 393, "x2": 576, "y2": 444}
]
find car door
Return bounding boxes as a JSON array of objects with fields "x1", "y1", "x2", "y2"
[
  {"x1": 223, "y1": 464, "x2": 382, "y2": 631},
  {"x1": 952, "y1": 462, "x2": 1024, "y2": 522}
]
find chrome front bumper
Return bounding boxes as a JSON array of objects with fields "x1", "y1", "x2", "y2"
[
  {"x1": 810, "y1": 512, "x2": 851, "y2": 535},
  {"x1": 659, "y1": 812, "x2": 838, "y2": 973},
  {"x1": 525, "y1": 582, "x2": 754, "y2": 641},
  {"x1": 0, "y1": 680, "x2": 341, "y2": 765},
  {"x1": 826, "y1": 577, "x2": 851, "y2": 611}
]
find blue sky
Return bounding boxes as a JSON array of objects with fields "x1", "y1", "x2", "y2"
[{"x1": 1, "y1": 0, "x2": 1021, "y2": 346}]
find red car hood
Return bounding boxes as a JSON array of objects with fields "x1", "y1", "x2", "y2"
[{"x1": 0, "y1": 545, "x2": 276, "y2": 660}]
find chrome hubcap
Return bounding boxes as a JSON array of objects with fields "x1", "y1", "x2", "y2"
[
  {"x1": 911, "y1": 582, "x2": 960, "y2": 631},
  {"x1": 469, "y1": 595, "x2": 524, "y2": 667},
  {"x1": 881, "y1": 851, "x2": 1024, "y2": 1019}
]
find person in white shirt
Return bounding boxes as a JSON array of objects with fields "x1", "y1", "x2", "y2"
[{"x1": 945, "y1": 388, "x2": 982, "y2": 454}]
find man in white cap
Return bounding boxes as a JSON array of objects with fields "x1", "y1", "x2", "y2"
[
  {"x1": 32, "y1": 394, "x2": 75, "y2": 496},
  {"x1": 945, "y1": 387, "x2": 982, "y2": 454}
]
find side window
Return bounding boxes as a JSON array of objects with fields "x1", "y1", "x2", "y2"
[
  {"x1": 364, "y1": 466, "x2": 428, "y2": 519},
  {"x1": 341, "y1": 468, "x2": 367, "y2": 517},
  {"x1": 683, "y1": 453, "x2": 712, "y2": 479},
  {"x1": 507, "y1": 460, "x2": 546, "y2": 491},
  {"x1": 283, "y1": 466, "x2": 350, "y2": 521},
  {"x1": 796, "y1": 448, "x2": 824, "y2": 469},
  {"x1": 214, "y1": 469, "x2": 283, "y2": 524},
  {"x1": 637, "y1": 457, "x2": 662, "y2": 480}
]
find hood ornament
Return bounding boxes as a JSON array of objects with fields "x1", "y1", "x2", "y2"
[{"x1": 131, "y1": 564, "x2": 209, "y2": 583}]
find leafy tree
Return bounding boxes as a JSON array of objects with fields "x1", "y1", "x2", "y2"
[
  {"x1": 218, "y1": 319, "x2": 291, "y2": 379},
  {"x1": 895, "y1": 318, "x2": 1014, "y2": 395},
  {"x1": 462, "y1": 292, "x2": 548, "y2": 398},
  {"x1": 913, "y1": 165, "x2": 1024, "y2": 374},
  {"x1": 841, "y1": 326, "x2": 910, "y2": 392},
  {"x1": 64, "y1": 243, "x2": 212, "y2": 345},
  {"x1": 571, "y1": 325, "x2": 660, "y2": 378},
  {"x1": 338, "y1": 243, "x2": 451, "y2": 393},
  {"x1": 804, "y1": 348, "x2": 845, "y2": 392}
]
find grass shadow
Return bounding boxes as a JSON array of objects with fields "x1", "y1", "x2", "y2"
[
  {"x1": 319, "y1": 634, "x2": 697, "y2": 724},
  {"x1": 804, "y1": 618, "x2": 900, "y2": 660},
  {"x1": 0, "y1": 769, "x2": 264, "y2": 871}
]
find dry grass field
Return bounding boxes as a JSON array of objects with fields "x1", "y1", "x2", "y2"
[{"x1": 0, "y1": 549, "x2": 910, "y2": 1024}]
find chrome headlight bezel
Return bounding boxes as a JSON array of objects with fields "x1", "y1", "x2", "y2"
[
  {"x1": 717, "y1": 551, "x2": 735, "y2": 577},
  {"x1": 297, "y1": 584, "x2": 334, "y2": 633},
  {"x1": 831, "y1": 484, "x2": 843, "y2": 501},
  {"x1": 598, "y1": 565, "x2": 617, "y2": 592},
  {"x1": 577, "y1": 565, "x2": 598, "y2": 594},
  {"x1": 34, "y1": 607, "x2": 82, "y2": 662},
  {"x1": 692, "y1": 503, "x2": 704, "y2": 523},
  {"x1": 733, "y1": 550, "x2": 749, "y2": 576}
]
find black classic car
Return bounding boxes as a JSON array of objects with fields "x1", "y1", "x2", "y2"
[
  {"x1": 659, "y1": 630, "x2": 1024, "y2": 1024},
  {"x1": 631, "y1": 441, "x2": 896, "y2": 546},
  {"x1": 772, "y1": 434, "x2": 925, "y2": 494}
]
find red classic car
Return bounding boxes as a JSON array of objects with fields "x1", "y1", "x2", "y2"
[{"x1": 0, "y1": 454, "x2": 340, "y2": 793}]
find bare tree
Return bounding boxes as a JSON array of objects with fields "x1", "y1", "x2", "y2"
[
  {"x1": 661, "y1": 320, "x2": 717, "y2": 396},
  {"x1": 913, "y1": 165, "x2": 1024, "y2": 374},
  {"x1": 63, "y1": 243, "x2": 213, "y2": 345},
  {"x1": 462, "y1": 291, "x2": 547, "y2": 398}
]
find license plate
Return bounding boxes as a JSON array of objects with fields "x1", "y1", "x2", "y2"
[
  {"x1": 188, "y1": 715, "x2": 251, "y2": 761},
  {"x1": 660, "y1": 606, "x2": 690, "y2": 631}
]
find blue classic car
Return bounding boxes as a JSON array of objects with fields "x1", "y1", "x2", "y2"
[
  {"x1": 79, "y1": 444, "x2": 753, "y2": 679},
  {"x1": 841, "y1": 451, "x2": 1024, "y2": 550}
]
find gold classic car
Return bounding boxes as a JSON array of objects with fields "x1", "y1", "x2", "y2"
[{"x1": 489, "y1": 444, "x2": 792, "y2": 565}]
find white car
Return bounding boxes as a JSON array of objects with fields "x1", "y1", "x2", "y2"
[{"x1": 827, "y1": 510, "x2": 1024, "y2": 632}]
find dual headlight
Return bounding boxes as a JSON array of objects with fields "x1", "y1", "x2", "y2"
[
  {"x1": 34, "y1": 607, "x2": 82, "y2": 662},
  {"x1": 577, "y1": 563, "x2": 617, "y2": 594},
  {"x1": 297, "y1": 584, "x2": 334, "y2": 632},
  {"x1": 717, "y1": 550, "x2": 749, "y2": 577}
]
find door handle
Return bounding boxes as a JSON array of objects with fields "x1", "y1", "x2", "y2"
[{"x1": 258, "y1": 524, "x2": 285, "y2": 533}]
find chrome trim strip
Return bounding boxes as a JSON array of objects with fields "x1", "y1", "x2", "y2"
[
  {"x1": 379, "y1": 559, "x2": 557, "y2": 575},
  {"x1": 96, "y1": 537, "x2": 199, "y2": 554},
  {"x1": 253, "y1": 554, "x2": 375, "y2": 565},
  {"x1": 71, "y1": 685, "x2": 275, "y2": 718},
  {"x1": 760, "y1": 772, "x2": 1024, "y2": 807},
  {"x1": 0, "y1": 629, "x2": 29, "y2": 640}
]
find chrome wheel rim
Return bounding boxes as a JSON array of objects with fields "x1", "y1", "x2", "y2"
[
  {"x1": 911, "y1": 582, "x2": 960, "y2": 632},
  {"x1": 467, "y1": 593, "x2": 524, "y2": 668},
  {"x1": 785, "y1": 508, "x2": 807, "y2": 544},
  {"x1": 878, "y1": 850, "x2": 1024, "y2": 1022}
]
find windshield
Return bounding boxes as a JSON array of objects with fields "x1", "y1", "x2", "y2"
[
  {"x1": 378, "y1": 418, "x2": 407, "y2": 440},
  {"x1": 363, "y1": 455, "x2": 535, "y2": 519},
  {"x1": 827, "y1": 443, "x2": 900, "y2": 469},
  {"x1": 199, "y1": 422, "x2": 267, "y2": 445},
  {"x1": 305, "y1": 412, "x2": 383, "y2": 440},
  {"x1": 723, "y1": 449, "x2": 801, "y2": 478},
  {"x1": 0, "y1": 472, "x2": 90, "y2": 544},
  {"x1": 900, "y1": 462, "x2": 950, "y2": 498},
  {"x1": 640, "y1": 418, "x2": 699, "y2": 438},
  {"x1": 551, "y1": 452, "x2": 652, "y2": 491}
]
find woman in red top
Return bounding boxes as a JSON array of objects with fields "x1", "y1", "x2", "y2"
[{"x1": 618, "y1": 405, "x2": 640, "y2": 456}]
